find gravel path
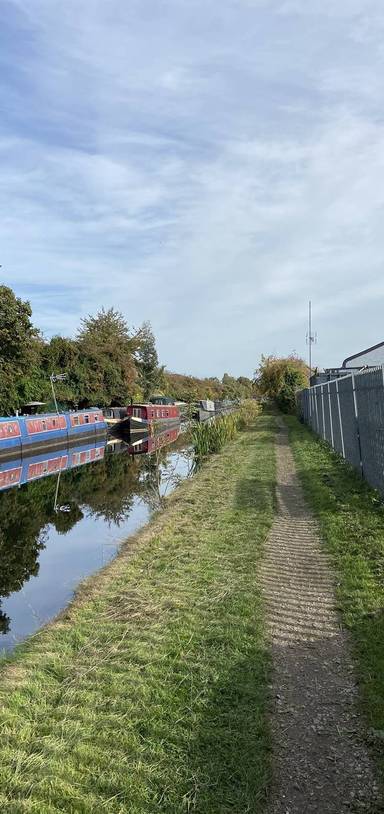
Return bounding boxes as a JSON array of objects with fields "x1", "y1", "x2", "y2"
[{"x1": 262, "y1": 420, "x2": 379, "y2": 813}]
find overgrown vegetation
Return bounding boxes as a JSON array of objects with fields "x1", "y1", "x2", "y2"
[
  {"x1": 0, "y1": 415, "x2": 276, "y2": 813},
  {"x1": 191, "y1": 400, "x2": 262, "y2": 459},
  {"x1": 286, "y1": 415, "x2": 384, "y2": 782},
  {"x1": 237, "y1": 397, "x2": 262, "y2": 428},
  {"x1": 0, "y1": 285, "x2": 255, "y2": 413},
  {"x1": 255, "y1": 354, "x2": 308, "y2": 412},
  {"x1": 191, "y1": 413, "x2": 239, "y2": 458}
]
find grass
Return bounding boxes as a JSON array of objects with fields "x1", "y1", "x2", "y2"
[
  {"x1": 0, "y1": 414, "x2": 276, "y2": 814},
  {"x1": 285, "y1": 415, "x2": 384, "y2": 781}
]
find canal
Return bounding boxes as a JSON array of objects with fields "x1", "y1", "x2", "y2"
[{"x1": 0, "y1": 429, "x2": 193, "y2": 653}]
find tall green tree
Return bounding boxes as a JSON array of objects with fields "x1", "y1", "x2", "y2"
[
  {"x1": 135, "y1": 321, "x2": 164, "y2": 400},
  {"x1": 221, "y1": 373, "x2": 239, "y2": 400},
  {"x1": 77, "y1": 307, "x2": 138, "y2": 406},
  {"x1": 0, "y1": 286, "x2": 38, "y2": 414}
]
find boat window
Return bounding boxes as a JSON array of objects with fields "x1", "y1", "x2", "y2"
[
  {"x1": 84, "y1": 415, "x2": 89, "y2": 424},
  {"x1": 94, "y1": 414, "x2": 99, "y2": 421},
  {"x1": 73, "y1": 416, "x2": 79, "y2": 426},
  {"x1": 8, "y1": 424, "x2": 14, "y2": 434},
  {"x1": 166, "y1": 410, "x2": 169, "y2": 417},
  {"x1": 42, "y1": 420, "x2": 47, "y2": 431}
]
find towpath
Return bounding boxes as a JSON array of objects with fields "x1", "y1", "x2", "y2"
[{"x1": 262, "y1": 419, "x2": 378, "y2": 813}]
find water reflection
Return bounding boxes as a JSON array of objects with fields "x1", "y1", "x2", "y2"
[{"x1": 0, "y1": 427, "x2": 192, "y2": 651}]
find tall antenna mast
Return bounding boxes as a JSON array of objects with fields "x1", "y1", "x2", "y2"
[{"x1": 306, "y1": 300, "x2": 317, "y2": 375}]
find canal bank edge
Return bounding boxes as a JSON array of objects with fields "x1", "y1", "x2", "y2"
[{"x1": 0, "y1": 415, "x2": 277, "y2": 814}]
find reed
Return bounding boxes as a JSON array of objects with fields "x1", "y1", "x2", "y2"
[{"x1": 191, "y1": 401, "x2": 262, "y2": 460}]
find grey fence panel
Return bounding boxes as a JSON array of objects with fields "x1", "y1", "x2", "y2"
[
  {"x1": 313, "y1": 388, "x2": 321, "y2": 435},
  {"x1": 329, "y1": 380, "x2": 343, "y2": 456},
  {"x1": 303, "y1": 390, "x2": 310, "y2": 424},
  {"x1": 318, "y1": 386, "x2": 325, "y2": 438},
  {"x1": 355, "y1": 368, "x2": 384, "y2": 494},
  {"x1": 299, "y1": 367, "x2": 384, "y2": 495},
  {"x1": 308, "y1": 388, "x2": 315, "y2": 432},
  {"x1": 336, "y1": 374, "x2": 361, "y2": 472},
  {"x1": 323, "y1": 383, "x2": 333, "y2": 445}
]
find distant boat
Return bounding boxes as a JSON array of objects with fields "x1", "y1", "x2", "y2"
[
  {"x1": 0, "y1": 409, "x2": 107, "y2": 458},
  {"x1": 199, "y1": 399, "x2": 215, "y2": 412}
]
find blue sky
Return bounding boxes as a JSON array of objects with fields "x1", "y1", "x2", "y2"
[{"x1": 1, "y1": 0, "x2": 384, "y2": 376}]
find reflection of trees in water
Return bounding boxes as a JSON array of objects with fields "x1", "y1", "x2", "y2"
[
  {"x1": 0, "y1": 490, "x2": 48, "y2": 634},
  {"x1": 56, "y1": 450, "x2": 143, "y2": 526},
  {"x1": 139, "y1": 441, "x2": 194, "y2": 512},
  {"x1": 0, "y1": 437, "x2": 192, "y2": 637},
  {"x1": 0, "y1": 450, "x2": 142, "y2": 635}
]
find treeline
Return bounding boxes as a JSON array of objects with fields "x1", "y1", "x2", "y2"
[
  {"x1": 0, "y1": 285, "x2": 255, "y2": 415},
  {"x1": 162, "y1": 372, "x2": 255, "y2": 403}
]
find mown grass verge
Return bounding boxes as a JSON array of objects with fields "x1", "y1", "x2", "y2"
[
  {"x1": 0, "y1": 414, "x2": 276, "y2": 814},
  {"x1": 286, "y1": 415, "x2": 384, "y2": 783}
]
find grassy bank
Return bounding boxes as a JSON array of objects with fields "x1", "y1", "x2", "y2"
[
  {"x1": 286, "y1": 416, "x2": 384, "y2": 780},
  {"x1": 0, "y1": 415, "x2": 276, "y2": 814}
]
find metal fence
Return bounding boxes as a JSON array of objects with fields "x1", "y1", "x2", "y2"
[{"x1": 298, "y1": 366, "x2": 384, "y2": 496}]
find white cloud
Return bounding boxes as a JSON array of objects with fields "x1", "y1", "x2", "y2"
[{"x1": 1, "y1": 0, "x2": 384, "y2": 375}]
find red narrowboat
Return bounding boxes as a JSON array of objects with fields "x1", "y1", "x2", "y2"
[{"x1": 126, "y1": 403, "x2": 180, "y2": 433}]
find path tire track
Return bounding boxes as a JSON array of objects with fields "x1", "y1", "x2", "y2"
[{"x1": 262, "y1": 420, "x2": 379, "y2": 813}]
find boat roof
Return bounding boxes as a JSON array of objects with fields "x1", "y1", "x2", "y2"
[
  {"x1": 0, "y1": 408, "x2": 104, "y2": 422},
  {"x1": 130, "y1": 403, "x2": 178, "y2": 408}
]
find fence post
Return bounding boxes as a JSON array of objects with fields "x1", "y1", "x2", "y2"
[
  {"x1": 351, "y1": 372, "x2": 363, "y2": 477},
  {"x1": 336, "y1": 379, "x2": 345, "y2": 458}
]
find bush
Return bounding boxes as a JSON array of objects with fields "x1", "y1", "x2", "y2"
[
  {"x1": 255, "y1": 355, "x2": 308, "y2": 413},
  {"x1": 237, "y1": 399, "x2": 262, "y2": 429}
]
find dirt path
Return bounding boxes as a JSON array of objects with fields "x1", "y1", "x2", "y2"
[{"x1": 262, "y1": 420, "x2": 379, "y2": 813}]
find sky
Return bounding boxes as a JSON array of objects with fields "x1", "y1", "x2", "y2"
[{"x1": 1, "y1": 0, "x2": 384, "y2": 377}]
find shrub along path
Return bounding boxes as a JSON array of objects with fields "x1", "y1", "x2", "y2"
[
  {"x1": 263, "y1": 418, "x2": 378, "y2": 813},
  {"x1": 0, "y1": 416, "x2": 276, "y2": 814}
]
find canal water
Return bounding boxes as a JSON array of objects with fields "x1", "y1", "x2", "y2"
[{"x1": 0, "y1": 429, "x2": 193, "y2": 654}]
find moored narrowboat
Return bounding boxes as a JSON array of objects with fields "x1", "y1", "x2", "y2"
[{"x1": 0, "y1": 409, "x2": 107, "y2": 459}]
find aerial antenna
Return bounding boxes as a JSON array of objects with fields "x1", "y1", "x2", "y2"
[{"x1": 306, "y1": 300, "x2": 317, "y2": 374}]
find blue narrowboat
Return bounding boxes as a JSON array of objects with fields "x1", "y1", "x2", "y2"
[{"x1": 0, "y1": 409, "x2": 107, "y2": 459}]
